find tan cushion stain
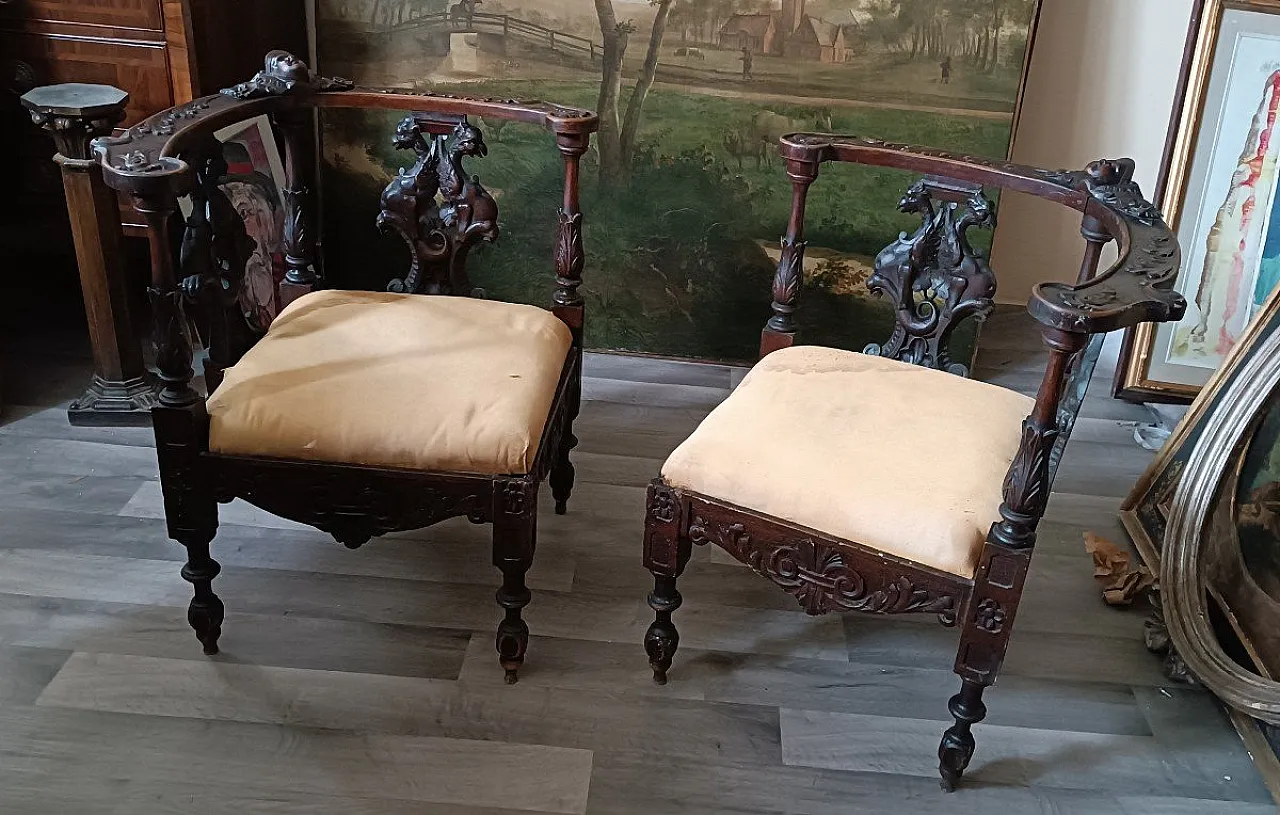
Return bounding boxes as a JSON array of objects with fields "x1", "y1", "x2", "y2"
[
  {"x1": 207, "y1": 290, "x2": 573, "y2": 475},
  {"x1": 661, "y1": 345, "x2": 1034, "y2": 578}
]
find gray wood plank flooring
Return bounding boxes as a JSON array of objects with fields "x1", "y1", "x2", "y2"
[{"x1": 0, "y1": 321, "x2": 1272, "y2": 813}]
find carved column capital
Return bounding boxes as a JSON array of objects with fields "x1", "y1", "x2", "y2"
[{"x1": 22, "y1": 83, "x2": 129, "y2": 164}]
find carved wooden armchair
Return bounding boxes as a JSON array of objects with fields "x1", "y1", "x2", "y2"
[
  {"x1": 92, "y1": 51, "x2": 597, "y2": 683},
  {"x1": 641, "y1": 137, "x2": 1186, "y2": 790}
]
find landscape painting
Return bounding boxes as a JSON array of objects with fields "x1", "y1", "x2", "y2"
[{"x1": 315, "y1": 0, "x2": 1040, "y2": 361}]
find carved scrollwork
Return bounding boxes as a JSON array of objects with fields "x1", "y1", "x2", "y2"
[
  {"x1": 220, "y1": 50, "x2": 352, "y2": 99},
  {"x1": 216, "y1": 464, "x2": 484, "y2": 548},
  {"x1": 134, "y1": 99, "x2": 213, "y2": 138},
  {"x1": 689, "y1": 515, "x2": 956, "y2": 618},
  {"x1": 379, "y1": 116, "x2": 498, "y2": 296},
  {"x1": 863, "y1": 180, "x2": 996, "y2": 375}
]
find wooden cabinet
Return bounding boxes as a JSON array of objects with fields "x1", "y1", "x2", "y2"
[
  {"x1": 2, "y1": 0, "x2": 307, "y2": 424},
  {"x1": 5, "y1": 0, "x2": 307, "y2": 229}
]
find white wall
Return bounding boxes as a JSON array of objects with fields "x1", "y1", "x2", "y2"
[{"x1": 990, "y1": 0, "x2": 1196, "y2": 304}]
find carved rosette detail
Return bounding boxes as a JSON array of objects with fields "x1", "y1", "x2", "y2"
[
  {"x1": 651, "y1": 487, "x2": 677, "y2": 525},
  {"x1": 864, "y1": 180, "x2": 996, "y2": 375},
  {"x1": 502, "y1": 481, "x2": 530, "y2": 516},
  {"x1": 689, "y1": 516, "x2": 956, "y2": 618},
  {"x1": 767, "y1": 237, "x2": 806, "y2": 333},
  {"x1": 973, "y1": 598, "x2": 1006, "y2": 634},
  {"x1": 554, "y1": 209, "x2": 585, "y2": 307}
]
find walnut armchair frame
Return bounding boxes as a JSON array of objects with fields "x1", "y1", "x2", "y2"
[
  {"x1": 642, "y1": 136, "x2": 1186, "y2": 790},
  {"x1": 92, "y1": 51, "x2": 597, "y2": 684}
]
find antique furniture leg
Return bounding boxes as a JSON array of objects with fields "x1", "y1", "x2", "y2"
[
  {"x1": 22, "y1": 84, "x2": 160, "y2": 426},
  {"x1": 137, "y1": 185, "x2": 224, "y2": 654},
  {"x1": 549, "y1": 372, "x2": 579, "y2": 515},
  {"x1": 494, "y1": 481, "x2": 536, "y2": 683},
  {"x1": 643, "y1": 481, "x2": 689, "y2": 684},
  {"x1": 550, "y1": 134, "x2": 588, "y2": 516}
]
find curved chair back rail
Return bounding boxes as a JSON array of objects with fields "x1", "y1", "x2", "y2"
[
  {"x1": 776, "y1": 133, "x2": 1186, "y2": 338},
  {"x1": 90, "y1": 50, "x2": 599, "y2": 408}
]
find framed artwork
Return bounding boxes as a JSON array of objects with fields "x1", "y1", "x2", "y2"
[
  {"x1": 314, "y1": 0, "x2": 1041, "y2": 363},
  {"x1": 1122, "y1": 288, "x2": 1280, "y2": 798},
  {"x1": 211, "y1": 115, "x2": 289, "y2": 333},
  {"x1": 1116, "y1": 0, "x2": 1280, "y2": 402}
]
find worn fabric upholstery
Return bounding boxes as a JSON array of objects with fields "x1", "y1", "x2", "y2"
[
  {"x1": 660, "y1": 345, "x2": 1034, "y2": 577},
  {"x1": 207, "y1": 290, "x2": 573, "y2": 475}
]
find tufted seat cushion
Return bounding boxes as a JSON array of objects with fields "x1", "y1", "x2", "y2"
[
  {"x1": 661, "y1": 345, "x2": 1035, "y2": 577},
  {"x1": 206, "y1": 290, "x2": 573, "y2": 475}
]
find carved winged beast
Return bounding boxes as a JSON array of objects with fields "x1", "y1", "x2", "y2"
[
  {"x1": 864, "y1": 181, "x2": 997, "y2": 376},
  {"x1": 379, "y1": 117, "x2": 499, "y2": 296}
]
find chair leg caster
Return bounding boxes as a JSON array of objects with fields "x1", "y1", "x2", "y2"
[
  {"x1": 651, "y1": 667, "x2": 669, "y2": 686},
  {"x1": 504, "y1": 668, "x2": 519, "y2": 685},
  {"x1": 554, "y1": 500, "x2": 567, "y2": 515}
]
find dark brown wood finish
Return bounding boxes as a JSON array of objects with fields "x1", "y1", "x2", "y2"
[
  {"x1": 647, "y1": 134, "x2": 1186, "y2": 792},
  {"x1": 20, "y1": 84, "x2": 161, "y2": 424},
  {"x1": 10, "y1": 1, "x2": 308, "y2": 425},
  {"x1": 90, "y1": 51, "x2": 598, "y2": 684}
]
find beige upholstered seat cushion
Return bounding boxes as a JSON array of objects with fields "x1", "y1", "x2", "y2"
[
  {"x1": 207, "y1": 290, "x2": 573, "y2": 475},
  {"x1": 661, "y1": 346, "x2": 1035, "y2": 577}
]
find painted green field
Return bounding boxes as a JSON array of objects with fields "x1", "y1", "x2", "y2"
[{"x1": 320, "y1": 81, "x2": 1010, "y2": 360}]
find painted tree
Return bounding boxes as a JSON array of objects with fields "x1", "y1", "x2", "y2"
[{"x1": 593, "y1": 0, "x2": 674, "y2": 184}]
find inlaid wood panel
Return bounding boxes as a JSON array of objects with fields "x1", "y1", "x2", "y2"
[{"x1": 0, "y1": 0, "x2": 164, "y2": 31}]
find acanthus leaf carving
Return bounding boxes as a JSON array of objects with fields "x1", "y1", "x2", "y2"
[
  {"x1": 554, "y1": 209, "x2": 584, "y2": 307},
  {"x1": 767, "y1": 236, "x2": 806, "y2": 333},
  {"x1": 689, "y1": 515, "x2": 956, "y2": 619}
]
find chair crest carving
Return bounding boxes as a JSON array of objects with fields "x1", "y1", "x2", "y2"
[
  {"x1": 221, "y1": 50, "x2": 353, "y2": 99},
  {"x1": 379, "y1": 115, "x2": 500, "y2": 296},
  {"x1": 863, "y1": 180, "x2": 997, "y2": 376}
]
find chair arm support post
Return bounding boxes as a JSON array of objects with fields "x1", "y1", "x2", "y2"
[
  {"x1": 274, "y1": 107, "x2": 320, "y2": 290},
  {"x1": 553, "y1": 133, "x2": 588, "y2": 319},
  {"x1": 1077, "y1": 213, "x2": 1110, "y2": 284},
  {"x1": 989, "y1": 328, "x2": 1088, "y2": 551},
  {"x1": 761, "y1": 157, "x2": 819, "y2": 358},
  {"x1": 135, "y1": 190, "x2": 200, "y2": 408}
]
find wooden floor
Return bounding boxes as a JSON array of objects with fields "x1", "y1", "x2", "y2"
[{"x1": 0, "y1": 309, "x2": 1273, "y2": 813}]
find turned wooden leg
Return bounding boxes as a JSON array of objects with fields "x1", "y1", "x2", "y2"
[
  {"x1": 179, "y1": 533, "x2": 224, "y2": 655},
  {"x1": 493, "y1": 501, "x2": 535, "y2": 684},
  {"x1": 645, "y1": 574, "x2": 682, "y2": 685},
  {"x1": 549, "y1": 376, "x2": 580, "y2": 516},
  {"x1": 938, "y1": 679, "x2": 988, "y2": 792}
]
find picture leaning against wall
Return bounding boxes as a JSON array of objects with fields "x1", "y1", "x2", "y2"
[
  {"x1": 1117, "y1": 0, "x2": 1280, "y2": 402},
  {"x1": 316, "y1": 0, "x2": 1041, "y2": 362}
]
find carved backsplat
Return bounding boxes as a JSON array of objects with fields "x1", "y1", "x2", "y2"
[
  {"x1": 863, "y1": 180, "x2": 997, "y2": 376},
  {"x1": 378, "y1": 115, "x2": 499, "y2": 296}
]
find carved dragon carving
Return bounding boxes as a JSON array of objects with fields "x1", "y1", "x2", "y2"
[
  {"x1": 863, "y1": 180, "x2": 997, "y2": 376},
  {"x1": 379, "y1": 116, "x2": 499, "y2": 296},
  {"x1": 689, "y1": 515, "x2": 956, "y2": 620}
]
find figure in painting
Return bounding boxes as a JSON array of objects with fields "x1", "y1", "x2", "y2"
[
  {"x1": 220, "y1": 141, "x2": 285, "y2": 332},
  {"x1": 740, "y1": 46, "x2": 754, "y2": 80},
  {"x1": 1179, "y1": 70, "x2": 1280, "y2": 359},
  {"x1": 940, "y1": 56, "x2": 952, "y2": 84}
]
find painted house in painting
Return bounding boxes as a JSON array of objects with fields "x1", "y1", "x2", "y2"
[{"x1": 719, "y1": 0, "x2": 852, "y2": 63}]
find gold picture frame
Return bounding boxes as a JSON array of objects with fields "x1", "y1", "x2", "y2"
[{"x1": 1115, "y1": 0, "x2": 1280, "y2": 402}]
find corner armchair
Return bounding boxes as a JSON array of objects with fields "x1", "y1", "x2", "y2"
[
  {"x1": 640, "y1": 137, "x2": 1186, "y2": 790},
  {"x1": 93, "y1": 50, "x2": 597, "y2": 683}
]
